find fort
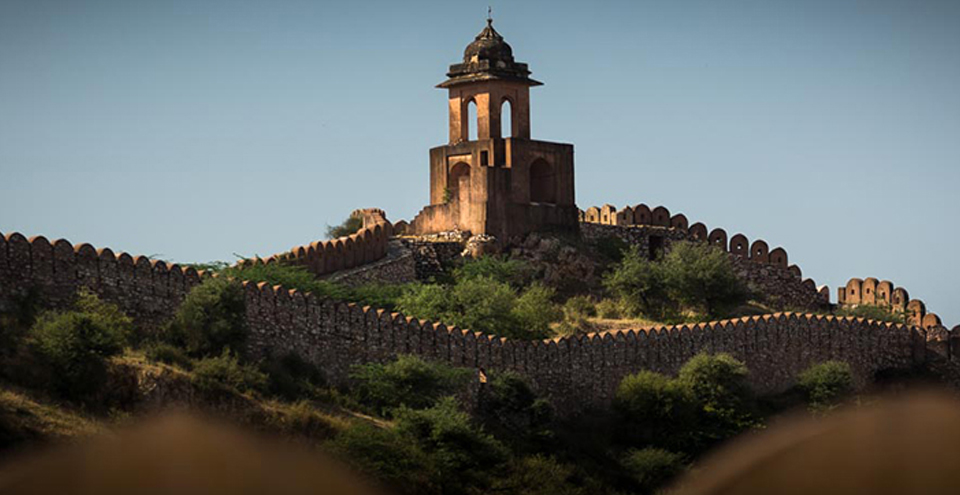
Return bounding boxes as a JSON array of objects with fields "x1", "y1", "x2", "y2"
[{"x1": 1, "y1": 20, "x2": 957, "y2": 414}]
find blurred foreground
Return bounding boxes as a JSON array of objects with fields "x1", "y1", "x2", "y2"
[{"x1": 2, "y1": 392, "x2": 960, "y2": 494}]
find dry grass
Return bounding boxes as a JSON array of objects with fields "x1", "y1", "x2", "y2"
[{"x1": 0, "y1": 387, "x2": 103, "y2": 443}]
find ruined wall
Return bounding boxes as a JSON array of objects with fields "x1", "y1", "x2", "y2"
[{"x1": 1, "y1": 229, "x2": 929, "y2": 416}]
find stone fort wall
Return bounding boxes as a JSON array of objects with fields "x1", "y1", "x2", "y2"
[{"x1": 0, "y1": 229, "x2": 936, "y2": 415}]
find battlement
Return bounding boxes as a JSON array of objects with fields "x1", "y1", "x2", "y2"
[{"x1": 1, "y1": 227, "x2": 952, "y2": 415}]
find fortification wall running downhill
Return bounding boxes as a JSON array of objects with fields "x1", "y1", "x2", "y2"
[
  {"x1": 0, "y1": 229, "x2": 933, "y2": 415},
  {"x1": 240, "y1": 209, "x2": 394, "y2": 278}
]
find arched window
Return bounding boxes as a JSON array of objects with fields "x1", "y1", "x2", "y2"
[
  {"x1": 467, "y1": 100, "x2": 478, "y2": 141},
  {"x1": 501, "y1": 98, "x2": 512, "y2": 138},
  {"x1": 529, "y1": 159, "x2": 556, "y2": 204},
  {"x1": 447, "y1": 162, "x2": 470, "y2": 202}
]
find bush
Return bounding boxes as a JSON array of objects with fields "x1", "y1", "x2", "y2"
[
  {"x1": 556, "y1": 296, "x2": 598, "y2": 336},
  {"x1": 603, "y1": 242, "x2": 749, "y2": 321},
  {"x1": 595, "y1": 298, "x2": 623, "y2": 319},
  {"x1": 614, "y1": 370, "x2": 696, "y2": 446},
  {"x1": 326, "y1": 213, "x2": 363, "y2": 239},
  {"x1": 479, "y1": 371, "x2": 553, "y2": 448},
  {"x1": 603, "y1": 245, "x2": 670, "y2": 320},
  {"x1": 797, "y1": 361, "x2": 853, "y2": 411},
  {"x1": 513, "y1": 283, "x2": 562, "y2": 339},
  {"x1": 329, "y1": 422, "x2": 438, "y2": 495},
  {"x1": 192, "y1": 349, "x2": 267, "y2": 394},
  {"x1": 454, "y1": 256, "x2": 532, "y2": 288},
  {"x1": 593, "y1": 235, "x2": 630, "y2": 262},
  {"x1": 397, "y1": 277, "x2": 562, "y2": 339},
  {"x1": 29, "y1": 290, "x2": 131, "y2": 400},
  {"x1": 260, "y1": 352, "x2": 325, "y2": 401},
  {"x1": 661, "y1": 242, "x2": 749, "y2": 318},
  {"x1": 350, "y1": 355, "x2": 471, "y2": 416},
  {"x1": 622, "y1": 447, "x2": 686, "y2": 494},
  {"x1": 492, "y1": 455, "x2": 587, "y2": 495},
  {"x1": 166, "y1": 278, "x2": 247, "y2": 358},
  {"x1": 144, "y1": 342, "x2": 192, "y2": 369},
  {"x1": 395, "y1": 398, "x2": 508, "y2": 494},
  {"x1": 449, "y1": 276, "x2": 520, "y2": 336},
  {"x1": 677, "y1": 353, "x2": 755, "y2": 448}
]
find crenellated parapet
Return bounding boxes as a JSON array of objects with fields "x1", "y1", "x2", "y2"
[
  {"x1": 241, "y1": 210, "x2": 394, "y2": 278},
  {"x1": 0, "y1": 228, "x2": 944, "y2": 416},
  {"x1": 579, "y1": 202, "x2": 828, "y2": 310},
  {"x1": 838, "y1": 277, "x2": 945, "y2": 331}
]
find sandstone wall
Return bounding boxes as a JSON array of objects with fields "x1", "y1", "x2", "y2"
[{"x1": 0, "y1": 230, "x2": 931, "y2": 416}]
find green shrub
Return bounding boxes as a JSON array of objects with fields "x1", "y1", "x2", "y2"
[
  {"x1": 144, "y1": 342, "x2": 192, "y2": 369},
  {"x1": 595, "y1": 298, "x2": 624, "y2": 319},
  {"x1": 166, "y1": 278, "x2": 247, "y2": 358},
  {"x1": 449, "y1": 276, "x2": 520, "y2": 335},
  {"x1": 677, "y1": 352, "x2": 755, "y2": 447},
  {"x1": 397, "y1": 277, "x2": 560, "y2": 339},
  {"x1": 661, "y1": 242, "x2": 749, "y2": 318},
  {"x1": 260, "y1": 351, "x2": 325, "y2": 401},
  {"x1": 492, "y1": 455, "x2": 587, "y2": 495},
  {"x1": 192, "y1": 349, "x2": 267, "y2": 394},
  {"x1": 513, "y1": 283, "x2": 562, "y2": 339},
  {"x1": 603, "y1": 245, "x2": 670, "y2": 320},
  {"x1": 454, "y1": 256, "x2": 532, "y2": 288},
  {"x1": 479, "y1": 371, "x2": 553, "y2": 448},
  {"x1": 395, "y1": 398, "x2": 508, "y2": 494},
  {"x1": 603, "y1": 242, "x2": 748, "y2": 321},
  {"x1": 350, "y1": 355, "x2": 471, "y2": 416},
  {"x1": 614, "y1": 370, "x2": 696, "y2": 446},
  {"x1": 326, "y1": 213, "x2": 363, "y2": 239},
  {"x1": 329, "y1": 422, "x2": 438, "y2": 495},
  {"x1": 622, "y1": 447, "x2": 686, "y2": 494},
  {"x1": 593, "y1": 235, "x2": 630, "y2": 262},
  {"x1": 556, "y1": 296, "x2": 597, "y2": 336},
  {"x1": 29, "y1": 291, "x2": 131, "y2": 400},
  {"x1": 797, "y1": 361, "x2": 854, "y2": 411},
  {"x1": 563, "y1": 295, "x2": 596, "y2": 319}
]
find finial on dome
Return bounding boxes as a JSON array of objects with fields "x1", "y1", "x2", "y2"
[{"x1": 487, "y1": 6, "x2": 493, "y2": 25}]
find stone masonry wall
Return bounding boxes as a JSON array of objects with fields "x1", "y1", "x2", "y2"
[
  {"x1": 325, "y1": 240, "x2": 416, "y2": 287},
  {"x1": 0, "y1": 230, "x2": 930, "y2": 416}
]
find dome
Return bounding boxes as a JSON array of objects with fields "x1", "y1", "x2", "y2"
[
  {"x1": 437, "y1": 18, "x2": 542, "y2": 88},
  {"x1": 463, "y1": 19, "x2": 514, "y2": 64}
]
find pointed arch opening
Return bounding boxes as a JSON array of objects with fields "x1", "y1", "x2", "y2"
[{"x1": 529, "y1": 159, "x2": 556, "y2": 204}]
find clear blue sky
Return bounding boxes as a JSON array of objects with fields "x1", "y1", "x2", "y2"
[{"x1": 1, "y1": 0, "x2": 957, "y2": 325}]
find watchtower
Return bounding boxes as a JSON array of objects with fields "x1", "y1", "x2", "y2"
[{"x1": 410, "y1": 18, "x2": 578, "y2": 240}]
